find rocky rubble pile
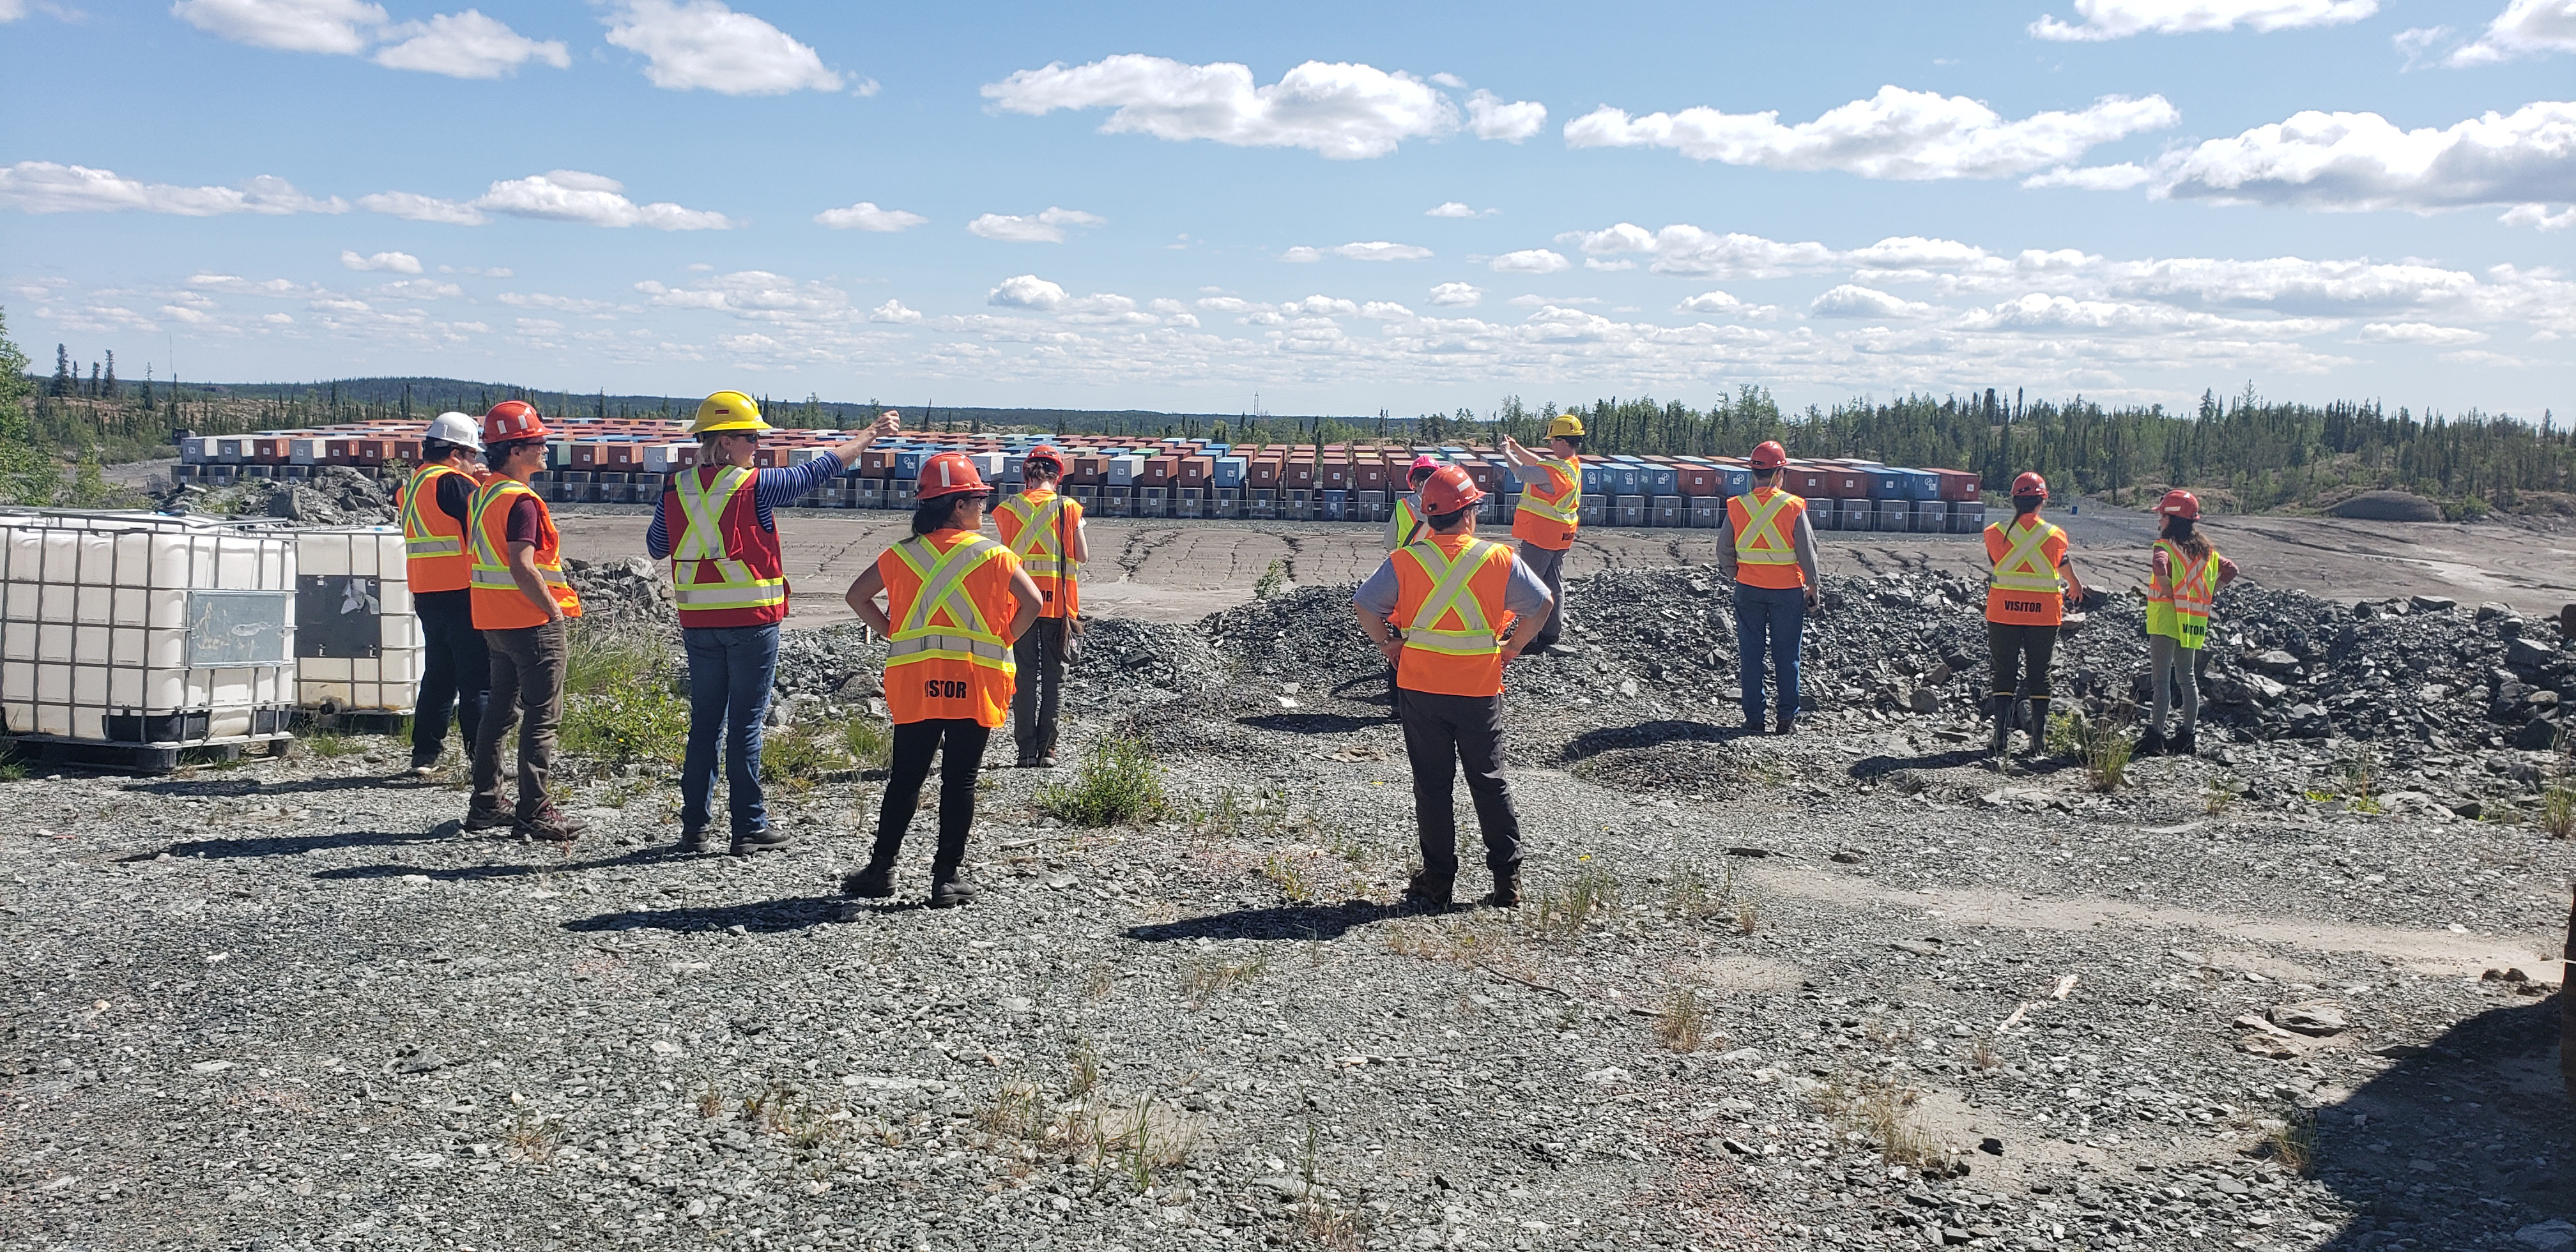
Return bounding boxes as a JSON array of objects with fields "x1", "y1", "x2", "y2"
[
  {"x1": 160, "y1": 465, "x2": 400, "y2": 527},
  {"x1": 563, "y1": 557, "x2": 675, "y2": 630}
]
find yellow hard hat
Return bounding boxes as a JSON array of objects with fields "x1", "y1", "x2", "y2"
[
  {"x1": 691, "y1": 390, "x2": 772, "y2": 435},
  {"x1": 1546, "y1": 413, "x2": 1586, "y2": 438}
]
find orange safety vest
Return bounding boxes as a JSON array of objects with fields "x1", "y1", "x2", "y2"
[
  {"x1": 878, "y1": 529, "x2": 1022, "y2": 727},
  {"x1": 2145, "y1": 539, "x2": 2220, "y2": 650},
  {"x1": 399, "y1": 462, "x2": 479, "y2": 593},
  {"x1": 665, "y1": 464, "x2": 788, "y2": 629},
  {"x1": 468, "y1": 478, "x2": 582, "y2": 630},
  {"x1": 1391, "y1": 535, "x2": 1520, "y2": 698},
  {"x1": 1510, "y1": 455, "x2": 1581, "y2": 551},
  {"x1": 993, "y1": 489, "x2": 1082, "y2": 619},
  {"x1": 1728, "y1": 487, "x2": 1807, "y2": 590},
  {"x1": 1983, "y1": 515, "x2": 2069, "y2": 626}
]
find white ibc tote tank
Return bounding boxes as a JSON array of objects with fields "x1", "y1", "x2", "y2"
[
  {"x1": 293, "y1": 526, "x2": 423, "y2": 715},
  {"x1": 0, "y1": 509, "x2": 297, "y2": 749}
]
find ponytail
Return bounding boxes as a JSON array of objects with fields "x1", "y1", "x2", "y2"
[{"x1": 2161, "y1": 514, "x2": 2212, "y2": 559}]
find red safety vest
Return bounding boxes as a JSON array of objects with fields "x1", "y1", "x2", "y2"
[{"x1": 664, "y1": 464, "x2": 788, "y2": 628}]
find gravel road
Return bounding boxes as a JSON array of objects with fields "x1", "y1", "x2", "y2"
[{"x1": 3, "y1": 568, "x2": 2570, "y2": 1252}]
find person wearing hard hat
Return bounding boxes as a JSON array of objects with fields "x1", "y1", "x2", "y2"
[
  {"x1": 1984, "y1": 472, "x2": 2087, "y2": 760},
  {"x1": 1353, "y1": 466, "x2": 1554, "y2": 910},
  {"x1": 464, "y1": 401, "x2": 585, "y2": 842},
  {"x1": 645, "y1": 392, "x2": 901, "y2": 857},
  {"x1": 1716, "y1": 441, "x2": 1821, "y2": 735},
  {"x1": 1499, "y1": 413, "x2": 1585, "y2": 657},
  {"x1": 1385, "y1": 454, "x2": 1442, "y2": 550},
  {"x1": 396, "y1": 412, "x2": 492, "y2": 777},
  {"x1": 993, "y1": 445, "x2": 1087, "y2": 768},
  {"x1": 2138, "y1": 489, "x2": 2238, "y2": 758},
  {"x1": 839, "y1": 453, "x2": 1043, "y2": 908}
]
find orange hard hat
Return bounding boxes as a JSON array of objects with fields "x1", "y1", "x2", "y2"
[
  {"x1": 1023, "y1": 445, "x2": 1065, "y2": 471},
  {"x1": 483, "y1": 399, "x2": 551, "y2": 444},
  {"x1": 917, "y1": 451, "x2": 990, "y2": 500},
  {"x1": 1750, "y1": 440, "x2": 1789, "y2": 470},
  {"x1": 2154, "y1": 488, "x2": 2200, "y2": 521},
  {"x1": 2011, "y1": 471, "x2": 2049, "y2": 500},
  {"x1": 1419, "y1": 465, "x2": 1485, "y2": 515}
]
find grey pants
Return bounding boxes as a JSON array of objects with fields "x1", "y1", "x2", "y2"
[
  {"x1": 1516, "y1": 542, "x2": 1567, "y2": 648},
  {"x1": 2149, "y1": 634, "x2": 2200, "y2": 737},
  {"x1": 473, "y1": 620, "x2": 569, "y2": 819},
  {"x1": 1011, "y1": 618, "x2": 1068, "y2": 759}
]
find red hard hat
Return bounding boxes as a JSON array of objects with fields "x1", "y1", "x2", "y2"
[
  {"x1": 1409, "y1": 454, "x2": 1440, "y2": 478},
  {"x1": 1749, "y1": 440, "x2": 1789, "y2": 470},
  {"x1": 1419, "y1": 465, "x2": 1485, "y2": 515},
  {"x1": 2011, "y1": 471, "x2": 2049, "y2": 500},
  {"x1": 1023, "y1": 445, "x2": 1065, "y2": 470},
  {"x1": 917, "y1": 451, "x2": 990, "y2": 500},
  {"x1": 2154, "y1": 488, "x2": 2200, "y2": 521},
  {"x1": 483, "y1": 399, "x2": 551, "y2": 444}
]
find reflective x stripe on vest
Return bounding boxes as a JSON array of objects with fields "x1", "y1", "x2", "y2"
[
  {"x1": 1988, "y1": 519, "x2": 2065, "y2": 593},
  {"x1": 1399, "y1": 539, "x2": 1503, "y2": 658},
  {"x1": 670, "y1": 466, "x2": 786, "y2": 613},
  {"x1": 468, "y1": 480, "x2": 574, "y2": 597},
  {"x1": 1390, "y1": 496, "x2": 1423, "y2": 548},
  {"x1": 1515, "y1": 461, "x2": 1580, "y2": 524},
  {"x1": 1000, "y1": 494, "x2": 1071, "y2": 578},
  {"x1": 2146, "y1": 539, "x2": 2219, "y2": 649},
  {"x1": 401, "y1": 465, "x2": 465, "y2": 559},
  {"x1": 1733, "y1": 489, "x2": 1799, "y2": 565},
  {"x1": 885, "y1": 535, "x2": 1013, "y2": 669}
]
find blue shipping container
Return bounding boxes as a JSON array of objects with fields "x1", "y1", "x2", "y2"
[
  {"x1": 1213, "y1": 455, "x2": 1246, "y2": 487},
  {"x1": 1864, "y1": 470, "x2": 1908, "y2": 500},
  {"x1": 1719, "y1": 466, "x2": 1753, "y2": 496},
  {"x1": 1640, "y1": 465, "x2": 1678, "y2": 496},
  {"x1": 1894, "y1": 468, "x2": 1942, "y2": 501}
]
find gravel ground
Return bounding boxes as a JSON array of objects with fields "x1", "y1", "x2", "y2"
[{"x1": 3, "y1": 569, "x2": 2571, "y2": 1252}]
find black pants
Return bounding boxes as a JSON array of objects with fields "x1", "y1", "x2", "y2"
[
  {"x1": 1988, "y1": 622, "x2": 2060, "y2": 722},
  {"x1": 1011, "y1": 618, "x2": 1068, "y2": 759},
  {"x1": 1398, "y1": 689, "x2": 1522, "y2": 886},
  {"x1": 871, "y1": 719, "x2": 991, "y2": 880},
  {"x1": 411, "y1": 589, "x2": 489, "y2": 763}
]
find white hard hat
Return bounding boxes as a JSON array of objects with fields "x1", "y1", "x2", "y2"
[{"x1": 425, "y1": 411, "x2": 484, "y2": 452}]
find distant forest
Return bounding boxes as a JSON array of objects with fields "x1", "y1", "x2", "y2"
[{"x1": 3, "y1": 332, "x2": 2570, "y2": 516}]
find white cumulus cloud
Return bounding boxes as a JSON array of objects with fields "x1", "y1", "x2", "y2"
[
  {"x1": 359, "y1": 170, "x2": 732, "y2": 229},
  {"x1": 1564, "y1": 86, "x2": 2178, "y2": 180},
  {"x1": 340, "y1": 249, "x2": 422, "y2": 273},
  {"x1": 1327, "y1": 241, "x2": 1432, "y2": 261},
  {"x1": 1810, "y1": 285, "x2": 1937, "y2": 318},
  {"x1": 987, "y1": 274, "x2": 1068, "y2": 309},
  {"x1": 1425, "y1": 201, "x2": 1497, "y2": 217},
  {"x1": 2448, "y1": 0, "x2": 2576, "y2": 65},
  {"x1": 2501, "y1": 202, "x2": 2576, "y2": 228},
  {"x1": 967, "y1": 206, "x2": 1103, "y2": 243},
  {"x1": 1278, "y1": 247, "x2": 1324, "y2": 263},
  {"x1": 2023, "y1": 163, "x2": 2155, "y2": 189},
  {"x1": 603, "y1": 0, "x2": 841, "y2": 95},
  {"x1": 2029, "y1": 0, "x2": 2377, "y2": 42},
  {"x1": 869, "y1": 298, "x2": 923, "y2": 324},
  {"x1": 172, "y1": 0, "x2": 385, "y2": 54},
  {"x1": 2148, "y1": 100, "x2": 2576, "y2": 212},
  {"x1": 981, "y1": 54, "x2": 1539, "y2": 160},
  {"x1": 0, "y1": 162, "x2": 345, "y2": 215},
  {"x1": 372, "y1": 10, "x2": 569, "y2": 78},
  {"x1": 1676, "y1": 290, "x2": 1745, "y2": 313},
  {"x1": 1489, "y1": 249, "x2": 1570, "y2": 274},
  {"x1": 1558, "y1": 222, "x2": 1840, "y2": 279},
  {"x1": 2359, "y1": 321, "x2": 2487, "y2": 343},
  {"x1": 1427, "y1": 282, "x2": 1483, "y2": 307},
  {"x1": 815, "y1": 201, "x2": 926, "y2": 231}
]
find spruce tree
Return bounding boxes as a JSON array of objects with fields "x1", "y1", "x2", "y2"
[
  {"x1": 50, "y1": 344, "x2": 70, "y2": 397},
  {"x1": 103, "y1": 351, "x2": 117, "y2": 399}
]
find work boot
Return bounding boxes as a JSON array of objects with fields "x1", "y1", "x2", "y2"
[
  {"x1": 1403, "y1": 869, "x2": 1454, "y2": 911},
  {"x1": 405, "y1": 747, "x2": 441, "y2": 778},
  {"x1": 1036, "y1": 753, "x2": 1058, "y2": 769},
  {"x1": 1016, "y1": 752, "x2": 1041, "y2": 769},
  {"x1": 2171, "y1": 727, "x2": 2198, "y2": 758},
  {"x1": 729, "y1": 827, "x2": 790, "y2": 857},
  {"x1": 2021, "y1": 700, "x2": 2053, "y2": 759},
  {"x1": 842, "y1": 859, "x2": 895, "y2": 899},
  {"x1": 676, "y1": 826, "x2": 711, "y2": 853},
  {"x1": 1774, "y1": 714, "x2": 1797, "y2": 736},
  {"x1": 1988, "y1": 698, "x2": 2012, "y2": 756},
  {"x1": 2135, "y1": 728, "x2": 2167, "y2": 758},
  {"x1": 928, "y1": 871, "x2": 979, "y2": 909},
  {"x1": 461, "y1": 803, "x2": 515, "y2": 833},
  {"x1": 516, "y1": 807, "x2": 584, "y2": 843},
  {"x1": 1482, "y1": 868, "x2": 1521, "y2": 909}
]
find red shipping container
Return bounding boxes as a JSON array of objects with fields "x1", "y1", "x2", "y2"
[
  {"x1": 1178, "y1": 455, "x2": 1212, "y2": 486},
  {"x1": 606, "y1": 443, "x2": 637, "y2": 468},
  {"x1": 353, "y1": 439, "x2": 388, "y2": 462},
  {"x1": 1144, "y1": 455, "x2": 1178, "y2": 485},
  {"x1": 389, "y1": 438, "x2": 424, "y2": 464},
  {"x1": 1463, "y1": 462, "x2": 1502, "y2": 493},
  {"x1": 755, "y1": 446, "x2": 783, "y2": 468},
  {"x1": 1784, "y1": 467, "x2": 1828, "y2": 497},
  {"x1": 861, "y1": 448, "x2": 897, "y2": 476},
  {"x1": 571, "y1": 441, "x2": 606, "y2": 469},
  {"x1": 1066, "y1": 455, "x2": 1105, "y2": 485},
  {"x1": 1928, "y1": 468, "x2": 1982, "y2": 501},
  {"x1": 1825, "y1": 470, "x2": 1869, "y2": 499},
  {"x1": 1678, "y1": 465, "x2": 1720, "y2": 496},
  {"x1": 1284, "y1": 461, "x2": 1317, "y2": 489},
  {"x1": 1249, "y1": 458, "x2": 1282, "y2": 488},
  {"x1": 1353, "y1": 459, "x2": 1390, "y2": 491}
]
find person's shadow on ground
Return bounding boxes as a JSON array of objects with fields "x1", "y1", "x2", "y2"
[
  {"x1": 1126, "y1": 899, "x2": 1409, "y2": 942},
  {"x1": 564, "y1": 896, "x2": 849, "y2": 935}
]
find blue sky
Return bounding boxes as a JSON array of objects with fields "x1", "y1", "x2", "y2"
[{"x1": 2, "y1": 0, "x2": 2569, "y2": 418}]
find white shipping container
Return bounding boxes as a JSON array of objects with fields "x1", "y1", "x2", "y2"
[
  {"x1": 293, "y1": 526, "x2": 422, "y2": 715},
  {"x1": 0, "y1": 510, "x2": 296, "y2": 745}
]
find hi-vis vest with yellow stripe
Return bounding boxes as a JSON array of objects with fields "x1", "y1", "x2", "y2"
[
  {"x1": 1393, "y1": 537, "x2": 1517, "y2": 698},
  {"x1": 667, "y1": 464, "x2": 788, "y2": 628},
  {"x1": 468, "y1": 478, "x2": 581, "y2": 629},
  {"x1": 2145, "y1": 538, "x2": 2220, "y2": 649},
  {"x1": 1511, "y1": 455, "x2": 1581, "y2": 549},
  {"x1": 1728, "y1": 487, "x2": 1807, "y2": 590},
  {"x1": 880, "y1": 531, "x2": 1021, "y2": 726},
  {"x1": 995, "y1": 489, "x2": 1080, "y2": 618},
  {"x1": 400, "y1": 463, "x2": 476, "y2": 593},
  {"x1": 1983, "y1": 516, "x2": 2067, "y2": 626}
]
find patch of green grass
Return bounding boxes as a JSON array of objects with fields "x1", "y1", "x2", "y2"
[
  {"x1": 558, "y1": 628, "x2": 688, "y2": 764},
  {"x1": 1180, "y1": 950, "x2": 1273, "y2": 1005},
  {"x1": 1657, "y1": 986, "x2": 1713, "y2": 1053},
  {"x1": 759, "y1": 722, "x2": 840, "y2": 786},
  {"x1": 1036, "y1": 735, "x2": 1166, "y2": 827},
  {"x1": 841, "y1": 716, "x2": 893, "y2": 771},
  {"x1": 302, "y1": 730, "x2": 358, "y2": 759},
  {"x1": 2083, "y1": 722, "x2": 2133, "y2": 793},
  {"x1": 0, "y1": 745, "x2": 28, "y2": 782},
  {"x1": 1254, "y1": 559, "x2": 1287, "y2": 600},
  {"x1": 1523, "y1": 860, "x2": 1620, "y2": 940},
  {"x1": 2541, "y1": 782, "x2": 2575, "y2": 841}
]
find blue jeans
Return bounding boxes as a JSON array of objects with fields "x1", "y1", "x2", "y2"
[
  {"x1": 680, "y1": 624, "x2": 780, "y2": 836},
  {"x1": 1733, "y1": 583, "x2": 1806, "y2": 727}
]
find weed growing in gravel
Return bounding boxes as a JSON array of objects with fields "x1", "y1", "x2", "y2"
[
  {"x1": 1657, "y1": 986, "x2": 1712, "y2": 1053},
  {"x1": 497, "y1": 1110, "x2": 560, "y2": 1163},
  {"x1": 1968, "y1": 1038, "x2": 2000, "y2": 1070},
  {"x1": 1179, "y1": 950, "x2": 1273, "y2": 1005},
  {"x1": 1083, "y1": 966, "x2": 1116, "y2": 999},
  {"x1": 758, "y1": 722, "x2": 841, "y2": 786},
  {"x1": 2203, "y1": 776, "x2": 2245, "y2": 815},
  {"x1": 1261, "y1": 854, "x2": 1314, "y2": 903},
  {"x1": 2083, "y1": 723, "x2": 2133, "y2": 793},
  {"x1": 2044, "y1": 708, "x2": 2088, "y2": 759},
  {"x1": 1254, "y1": 558, "x2": 1288, "y2": 600},
  {"x1": 695, "y1": 1087, "x2": 724, "y2": 1118},
  {"x1": 2539, "y1": 782, "x2": 2575, "y2": 840},
  {"x1": 1818, "y1": 1078, "x2": 1943, "y2": 1170},
  {"x1": 976, "y1": 1080, "x2": 1045, "y2": 1140},
  {"x1": 1036, "y1": 735, "x2": 1166, "y2": 826},
  {"x1": 2252, "y1": 1107, "x2": 2318, "y2": 1175},
  {"x1": 559, "y1": 629, "x2": 689, "y2": 763},
  {"x1": 1734, "y1": 900, "x2": 1761, "y2": 935},
  {"x1": 0, "y1": 744, "x2": 29, "y2": 782},
  {"x1": 1662, "y1": 862, "x2": 1736, "y2": 922},
  {"x1": 2338, "y1": 747, "x2": 2382, "y2": 814},
  {"x1": 841, "y1": 716, "x2": 893, "y2": 770},
  {"x1": 1067, "y1": 1039, "x2": 1101, "y2": 1098},
  {"x1": 1523, "y1": 860, "x2": 1620, "y2": 939},
  {"x1": 301, "y1": 730, "x2": 356, "y2": 758}
]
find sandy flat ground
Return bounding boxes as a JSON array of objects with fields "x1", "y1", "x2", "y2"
[{"x1": 552, "y1": 501, "x2": 2576, "y2": 626}]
